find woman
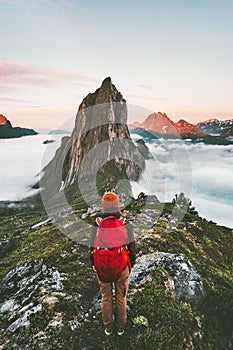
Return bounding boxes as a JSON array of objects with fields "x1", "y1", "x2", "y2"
[{"x1": 90, "y1": 192, "x2": 136, "y2": 336}]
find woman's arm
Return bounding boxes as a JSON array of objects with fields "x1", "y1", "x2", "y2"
[
  {"x1": 90, "y1": 225, "x2": 97, "y2": 266},
  {"x1": 126, "y1": 222, "x2": 136, "y2": 267}
]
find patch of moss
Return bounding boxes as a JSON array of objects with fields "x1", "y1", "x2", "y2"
[{"x1": 128, "y1": 269, "x2": 198, "y2": 350}]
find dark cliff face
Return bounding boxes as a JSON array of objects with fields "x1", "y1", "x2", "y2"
[
  {"x1": 63, "y1": 77, "x2": 145, "y2": 193},
  {"x1": 135, "y1": 138, "x2": 153, "y2": 159},
  {"x1": 41, "y1": 78, "x2": 145, "y2": 199},
  {"x1": 221, "y1": 125, "x2": 233, "y2": 137}
]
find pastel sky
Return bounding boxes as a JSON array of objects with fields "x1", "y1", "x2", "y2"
[{"x1": 0, "y1": 0, "x2": 232, "y2": 130}]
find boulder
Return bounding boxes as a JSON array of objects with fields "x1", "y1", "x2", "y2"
[
  {"x1": 135, "y1": 138, "x2": 153, "y2": 159},
  {"x1": 0, "y1": 259, "x2": 65, "y2": 332},
  {"x1": 130, "y1": 252, "x2": 205, "y2": 305}
]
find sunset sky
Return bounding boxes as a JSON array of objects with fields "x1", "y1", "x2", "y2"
[{"x1": 0, "y1": 0, "x2": 232, "y2": 130}]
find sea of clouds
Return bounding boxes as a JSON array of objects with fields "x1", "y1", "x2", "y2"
[
  {"x1": 0, "y1": 134, "x2": 232, "y2": 228},
  {"x1": 131, "y1": 135, "x2": 233, "y2": 228},
  {"x1": 0, "y1": 134, "x2": 64, "y2": 201}
]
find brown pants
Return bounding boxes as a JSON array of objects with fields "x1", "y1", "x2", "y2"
[{"x1": 97, "y1": 266, "x2": 130, "y2": 330}]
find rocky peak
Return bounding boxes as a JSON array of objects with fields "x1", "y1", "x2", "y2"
[
  {"x1": 42, "y1": 78, "x2": 145, "y2": 199},
  {"x1": 175, "y1": 119, "x2": 207, "y2": 138},
  {"x1": 176, "y1": 119, "x2": 188, "y2": 126},
  {"x1": 82, "y1": 77, "x2": 126, "y2": 109},
  {"x1": 0, "y1": 114, "x2": 7, "y2": 125},
  {"x1": 0, "y1": 114, "x2": 37, "y2": 139},
  {"x1": 130, "y1": 113, "x2": 209, "y2": 139},
  {"x1": 130, "y1": 112, "x2": 179, "y2": 135},
  {"x1": 62, "y1": 78, "x2": 145, "y2": 194},
  {"x1": 200, "y1": 118, "x2": 219, "y2": 124}
]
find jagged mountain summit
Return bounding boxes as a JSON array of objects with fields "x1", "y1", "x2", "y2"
[
  {"x1": 129, "y1": 112, "x2": 207, "y2": 138},
  {"x1": 0, "y1": 114, "x2": 37, "y2": 138},
  {"x1": 175, "y1": 119, "x2": 207, "y2": 138},
  {"x1": 129, "y1": 112, "x2": 178, "y2": 135},
  {"x1": 41, "y1": 78, "x2": 145, "y2": 199},
  {"x1": 63, "y1": 77, "x2": 145, "y2": 189},
  {"x1": 0, "y1": 114, "x2": 7, "y2": 125}
]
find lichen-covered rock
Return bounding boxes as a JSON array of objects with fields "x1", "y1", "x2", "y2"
[
  {"x1": 126, "y1": 193, "x2": 162, "y2": 238},
  {"x1": 91, "y1": 251, "x2": 205, "y2": 317},
  {"x1": 130, "y1": 252, "x2": 205, "y2": 304},
  {"x1": 0, "y1": 259, "x2": 65, "y2": 332}
]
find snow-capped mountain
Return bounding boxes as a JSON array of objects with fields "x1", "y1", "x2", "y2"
[{"x1": 196, "y1": 119, "x2": 233, "y2": 135}]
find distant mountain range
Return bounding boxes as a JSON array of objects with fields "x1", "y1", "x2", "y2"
[
  {"x1": 48, "y1": 130, "x2": 71, "y2": 135},
  {"x1": 196, "y1": 118, "x2": 233, "y2": 135},
  {"x1": 129, "y1": 113, "x2": 233, "y2": 144},
  {"x1": 0, "y1": 114, "x2": 37, "y2": 138}
]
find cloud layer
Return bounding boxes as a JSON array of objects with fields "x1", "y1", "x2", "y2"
[
  {"x1": 0, "y1": 134, "x2": 63, "y2": 201},
  {"x1": 131, "y1": 135, "x2": 233, "y2": 228},
  {"x1": 0, "y1": 134, "x2": 232, "y2": 228}
]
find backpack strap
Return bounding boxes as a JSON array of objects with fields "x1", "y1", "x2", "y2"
[
  {"x1": 96, "y1": 216, "x2": 116, "y2": 226},
  {"x1": 101, "y1": 216, "x2": 126, "y2": 225},
  {"x1": 96, "y1": 217, "x2": 103, "y2": 226},
  {"x1": 95, "y1": 216, "x2": 127, "y2": 250},
  {"x1": 119, "y1": 217, "x2": 126, "y2": 225},
  {"x1": 95, "y1": 217, "x2": 107, "y2": 249},
  {"x1": 102, "y1": 216, "x2": 116, "y2": 222}
]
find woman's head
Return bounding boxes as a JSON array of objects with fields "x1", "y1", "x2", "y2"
[{"x1": 102, "y1": 192, "x2": 120, "y2": 214}]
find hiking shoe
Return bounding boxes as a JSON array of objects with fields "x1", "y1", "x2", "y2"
[
  {"x1": 117, "y1": 329, "x2": 125, "y2": 336},
  {"x1": 104, "y1": 327, "x2": 113, "y2": 336}
]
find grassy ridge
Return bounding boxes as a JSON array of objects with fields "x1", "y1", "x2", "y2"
[{"x1": 0, "y1": 198, "x2": 232, "y2": 349}]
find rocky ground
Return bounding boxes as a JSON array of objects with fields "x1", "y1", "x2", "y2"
[{"x1": 0, "y1": 194, "x2": 232, "y2": 349}]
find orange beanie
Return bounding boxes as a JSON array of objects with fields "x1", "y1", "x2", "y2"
[{"x1": 102, "y1": 192, "x2": 120, "y2": 212}]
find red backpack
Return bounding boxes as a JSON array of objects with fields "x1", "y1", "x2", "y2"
[{"x1": 93, "y1": 216, "x2": 131, "y2": 282}]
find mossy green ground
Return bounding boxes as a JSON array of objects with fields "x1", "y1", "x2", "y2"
[{"x1": 0, "y1": 197, "x2": 232, "y2": 349}]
